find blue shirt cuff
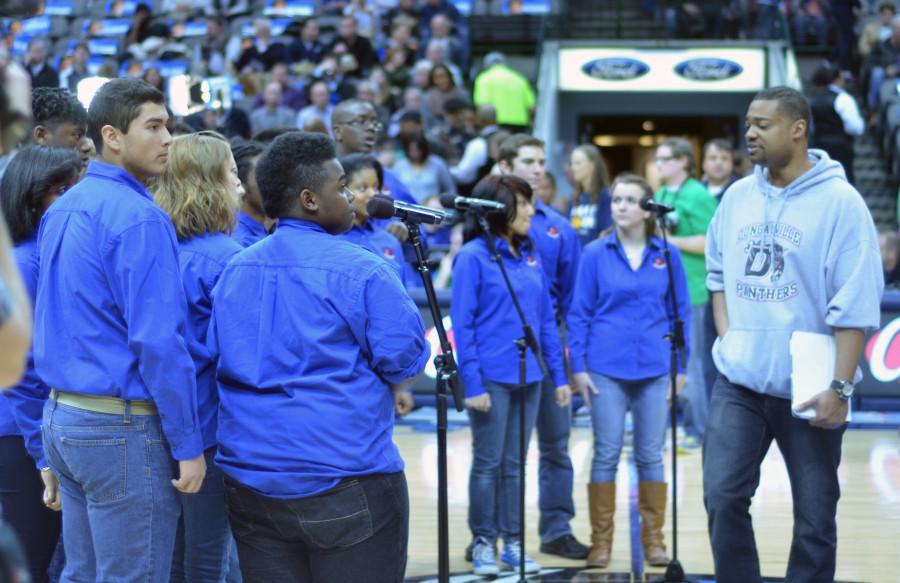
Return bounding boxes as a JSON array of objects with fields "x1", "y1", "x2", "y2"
[{"x1": 168, "y1": 431, "x2": 204, "y2": 461}]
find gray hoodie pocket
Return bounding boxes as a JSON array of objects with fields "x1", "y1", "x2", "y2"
[{"x1": 712, "y1": 328, "x2": 793, "y2": 398}]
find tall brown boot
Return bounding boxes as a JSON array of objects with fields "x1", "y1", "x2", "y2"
[
  {"x1": 638, "y1": 481, "x2": 670, "y2": 567},
  {"x1": 586, "y1": 482, "x2": 615, "y2": 568}
]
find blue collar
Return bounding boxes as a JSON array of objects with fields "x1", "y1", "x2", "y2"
[
  {"x1": 603, "y1": 229, "x2": 662, "y2": 251},
  {"x1": 275, "y1": 218, "x2": 329, "y2": 235},
  {"x1": 85, "y1": 160, "x2": 153, "y2": 201}
]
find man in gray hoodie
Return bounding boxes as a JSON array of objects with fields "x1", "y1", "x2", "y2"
[{"x1": 703, "y1": 86, "x2": 883, "y2": 583}]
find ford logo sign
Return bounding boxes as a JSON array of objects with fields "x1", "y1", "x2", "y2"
[
  {"x1": 674, "y1": 58, "x2": 743, "y2": 81},
  {"x1": 581, "y1": 58, "x2": 650, "y2": 81}
]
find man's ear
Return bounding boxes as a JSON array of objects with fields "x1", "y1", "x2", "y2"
[
  {"x1": 32, "y1": 124, "x2": 50, "y2": 145},
  {"x1": 100, "y1": 124, "x2": 121, "y2": 155},
  {"x1": 332, "y1": 125, "x2": 342, "y2": 143},
  {"x1": 498, "y1": 159, "x2": 511, "y2": 175},
  {"x1": 299, "y1": 188, "x2": 319, "y2": 212},
  {"x1": 793, "y1": 118, "x2": 808, "y2": 141}
]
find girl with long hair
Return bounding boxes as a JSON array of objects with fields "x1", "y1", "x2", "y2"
[{"x1": 568, "y1": 143, "x2": 612, "y2": 247}]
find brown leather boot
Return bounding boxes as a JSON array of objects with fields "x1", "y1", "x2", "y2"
[
  {"x1": 586, "y1": 482, "x2": 615, "y2": 568},
  {"x1": 638, "y1": 481, "x2": 670, "y2": 567}
]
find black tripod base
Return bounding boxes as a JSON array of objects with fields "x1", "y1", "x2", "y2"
[{"x1": 649, "y1": 559, "x2": 694, "y2": 582}]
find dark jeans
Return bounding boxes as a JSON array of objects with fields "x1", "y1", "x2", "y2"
[
  {"x1": 225, "y1": 472, "x2": 409, "y2": 583},
  {"x1": 0, "y1": 435, "x2": 62, "y2": 582},
  {"x1": 703, "y1": 376, "x2": 845, "y2": 583},
  {"x1": 536, "y1": 374, "x2": 575, "y2": 543}
]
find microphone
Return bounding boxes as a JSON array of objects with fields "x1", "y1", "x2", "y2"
[
  {"x1": 366, "y1": 194, "x2": 451, "y2": 225},
  {"x1": 439, "y1": 193, "x2": 507, "y2": 213},
  {"x1": 639, "y1": 197, "x2": 675, "y2": 215}
]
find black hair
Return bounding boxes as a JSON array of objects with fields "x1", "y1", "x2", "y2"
[
  {"x1": 753, "y1": 86, "x2": 811, "y2": 135},
  {"x1": 255, "y1": 131, "x2": 336, "y2": 218},
  {"x1": 400, "y1": 131, "x2": 430, "y2": 161},
  {"x1": 87, "y1": 78, "x2": 165, "y2": 155},
  {"x1": 0, "y1": 146, "x2": 82, "y2": 244},
  {"x1": 251, "y1": 126, "x2": 300, "y2": 144},
  {"x1": 462, "y1": 174, "x2": 532, "y2": 244},
  {"x1": 428, "y1": 64, "x2": 456, "y2": 89},
  {"x1": 702, "y1": 138, "x2": 734, "y2": 158},
  {"x1": 230, "y1": 139, "x2": 266, "y2": 186},
  {"x1": 339, "y1": 153, "x2": 383, "y2": 189},
  {"x1": 880, "y1": 2, "x2": 896, "y2": 13},
  {"x1": 810, "y1": 62, "x2": 840, "y2": 88},
  {"x1": 398, "y1": 110, "x2": 422, "y2": 124},
  {"x1": 31, "y1": 87, "x2": 87, "y2": 131},
  {"x1": 444, "y1": 97, "x2": 472, "y2": 114}
]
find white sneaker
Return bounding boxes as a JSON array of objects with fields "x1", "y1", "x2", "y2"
[{"x1": 471, "y1": 536, "x2": 500, "y2": 576}]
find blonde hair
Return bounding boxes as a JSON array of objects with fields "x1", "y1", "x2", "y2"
[{"x1": 154, "y1": 131, "x2": 239, "y2": 240}]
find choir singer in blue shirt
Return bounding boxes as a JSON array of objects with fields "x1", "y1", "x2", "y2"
[{"x1": 208, "y1": 131, "x2": 430, "y2": 583}]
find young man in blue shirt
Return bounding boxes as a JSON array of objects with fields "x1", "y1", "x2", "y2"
[
  {"x1": 497, "y1": 134, "x2": 588, "y2": 560},
  {"x1": 35, "y1": 78, "x2": 206, "y2": 582},
  {"x1": 210, "y1": 131, "x2": 430, "y2": 583}
]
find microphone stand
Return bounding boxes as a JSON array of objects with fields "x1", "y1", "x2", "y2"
[
  {"x1": 403, "y1": 219, "x2": 465, "y2": 583},
  {"x1": 654, "y1": 219, "x2": 692, "y2": 583},
  {"x1": 471, "y1": 208, "x2": 547, "y2": 582}
]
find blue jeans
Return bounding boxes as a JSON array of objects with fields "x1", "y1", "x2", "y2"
[
  {"x1": 468, "y1": 381, "x2": 541, "y2": 543},
  {"x1": 869, "y1": 66, "x2": 888, "y2": 110},
  {"x1": 225, "y1": 472, "x2": 409, "y2": 583},
  {"x1": 172, "y1": 448, "x2": 235, "y2": 583},
  {"x1": 588, "y1": 373, "x2": 668, "y2": 483},
  {"x1": 42, "y1": 399, "x2": 180, "y2": 583},
  {"x1": 0, "y1": 435, "x2": 62, "y2": 582},
  {"x1": 683, "y1": 302, "x2": 712, "y2": 439},
  {"x1": 703, "y1": 376, "x2": 845, "y2": 583},
  {"x1": 536, "y1": 371, "x2": 575, "y2": 543}
]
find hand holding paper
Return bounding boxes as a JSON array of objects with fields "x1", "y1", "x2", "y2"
[{"x1": 790, "y1": 331, "x2": 851, "y2": 428}]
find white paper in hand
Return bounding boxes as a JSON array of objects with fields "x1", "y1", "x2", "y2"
[{"x1": 789, "y1": 331, "x2": 851, "y2": 421}]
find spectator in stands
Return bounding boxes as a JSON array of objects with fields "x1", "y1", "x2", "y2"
[
  {"x1": 388, "y1": 88, "x2": 423, "y2": 138},
  {"x1": 296, "y1": 80, "x2": 334, "y2": 134},
  {"x1": 569, "y1": 144, "x2": 612, "y2": 247},
  {"x1": 425, "y1": 64, "x2": 467, "y2": 124},
  {"x1": 755, "y1": 0, "x2": 787, "y2": 40},
  {"x1": 0, "y1": 145, "x2": 83, "y2": 583},
  {"x1": 59, "y1": 42, "x2": 90, "y2": 94},
  {"x1": 31, "y1": 87, "x2": 92, "y2": 171},
  {"x1": 794, "y1": 0, "x2": 830, "y2": 46},
  {"x1": 250, "y1": 82, "x2": 297, "y2": 136},
  {"x1": 809, "y1": 63, "x2": 864, "y2": 184},
  {"x1": 393, "y1": 131, "x2": 457, "y2": 202},
  {"x1": 123, "y1": 2, "x2": 153, "y2": 50},
  {"x1": 387, "y1": 21, "x2": 420, "y2": 66},
  {"x1": 312, "y1": 54, "x2": 357, "y2": 102},
  {"x1": 235, "y1": 19, "x2": 287, "y2": 73},
  {"x1": 859, "y1": 2, "x2": 895, "y2": 59},
  {"x1": 23, "y1": 39, "x2": 59, "y2": 90},
  {"x1": 424, "y1": 14, "x2": 466, "y2": 69},
  {"x1": 330, "y1": 16, "x2": 379, "y2": 77},
  {"x1": 369, "y1": 67, "x2": 397, "y2": 110},
  {"x1": 701, "y1": 139, "x2": 737, "y2": 201},
  {"x1": 868, "y1": 16, "x2": 900, "y2": 115},
  {"x1": 474, "y1": 52, "x2": 535, "y2": 133},
  {"x1": 196, "y1": 15, "x2": 229, "y2": 76},
  {"x1": 653, "y1": 137, "x2": 718, "y2": 445},
  {"x1": 142, "y1": 67, "x2": 165, "y2": 94},
  {"x1": 420, "y1": 0, "x2": 463, "y2": 39},
  {"x1": 344, "y1": 0, "x2": 379, "y2": 39},
  {"x1": 435, "y1": 97, "x2": 475, "y2": 164},
  {"x1": 252, "y1": 63, "x2": 305, "y2": 111},
  {"x1": 535, "y1": 171, "x2": 565, "y2": 212},
  {"x1": 433, "y1": 223, "x2": 463, "y2": 289},
  {"x1": 879, "y1": 228, "x2": 900, "y2": 285},
  {"x1": 830, "y1": 0, "x2": 859, "y2": 70},
  {"x1": 356, "y1": 80, "x2": 391, "y2": 129},
  {"x1": 385, "y1": 0, "x2": 421, "y2": 36},
  {"x1": 230, "y1": 140, "x2": 272, "y2": 247},
  {"x1": 451, "y1": 103, "x2": 499, "y2": 194},
  {"x1": 288, "y1": 18, "x2": 326, "y2": 65},
  {"x1": 424, "y1": 41, "x2": 464, "y2": 88}
]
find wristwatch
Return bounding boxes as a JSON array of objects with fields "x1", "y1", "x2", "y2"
[{"x1": 830, "y1": 380, "x2": 855, "y2": 401}]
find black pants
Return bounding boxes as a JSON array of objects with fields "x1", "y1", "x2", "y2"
[
  {"x1": 226, "y1": 472, "x2": 409, "y2": 583},
  {"x1": 0, "y1": 435, "x2": 61, "y2": 582}
]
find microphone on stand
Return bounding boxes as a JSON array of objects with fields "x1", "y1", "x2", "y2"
[
  {"x1": 639, "y1": 197, "x2": 675, "y2": 215},
  {"x1": 439, "y1": 193, "x2": 507, "y2": 213},
  {"x1": 367, "y1": 194, "x2": 453, "y2": 225}
]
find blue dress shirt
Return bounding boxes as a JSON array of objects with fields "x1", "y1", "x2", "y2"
[
  {"x1": 530, "y1": 200, "x2": 582, "y2": 318},
  {"x1": 34, "y1": 160, "x2": 203, "y2": 460},
  {"x1": 450, "y1": 236, "x2": 567, "y2": 398},
  {"x1": 209, "y1": 219, "x2": 430, "y2": 499},
  {"x1": 177, "y1": 233, "x2": 242, "y2": 450},
  {"x1": 567, "y1": 232, "x2": 692, "y2": 380},
  {"x1": 0, "y1": 236, "x2": 51, "y2": 469},
  {"x1": 232, "y1": 211, "x2": 268, "y2": 248},
  {"x1": 338, "y1": 220, "x2": 407, "y2": 285}
]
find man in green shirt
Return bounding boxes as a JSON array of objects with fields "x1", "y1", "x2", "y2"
[
  {"x1": 473, "y1": 52, "x2": 535, "y2": 132},
  {"x1": 654, "y1": 137, "x2": 718, "y2": 445}
]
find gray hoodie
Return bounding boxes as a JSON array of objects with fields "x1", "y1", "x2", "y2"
[{"x1": 706, "y1": 149, "x2": 883, "y2": 399}]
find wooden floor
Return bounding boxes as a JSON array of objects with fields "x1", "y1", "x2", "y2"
[{"x1": 397, "y1": 422, "x2": 900, "y2": 582}]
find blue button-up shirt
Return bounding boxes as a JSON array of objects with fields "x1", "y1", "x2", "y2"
[
  {"x1": 530, "y1": 200, "x2": 582, "y2": 318},
  {"x1": 34, "y1": 160, "x2": 202, "y2": 460},
  {"x1": 178, "y1": 233, "x2": 242, "y2": 450},
  {"x1": 209, "y1": 219, "x2": 430, "y2": 498},
  {"x1": 339, "y1": 220, "x2": 407, "y2": 285},
  {"x1": 0, "y1": 236, "x2": 51, "y2": 469},
  {"x1": 450, "y1": 237, "x2": 566, "y2": 398},
  {"x1": 232, "y1": 211, "x2": 268, "y2": 248},
  {"x1": 567, "y1": 232, "x2": 692, "y2": 380}
]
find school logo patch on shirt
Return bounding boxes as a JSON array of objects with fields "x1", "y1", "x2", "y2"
[
  {"x1": 652, "y1": 257, "x2": 666, "y2": 270},
  {"x1": 526, "y1": 255, "x2": 538, "y2": 267},
  {"x1": 546, "y1": 226, "x2": 560, "y2": 239},
  {"x1": 383, "y1": 248, "x2": 396, "y2": 260}
]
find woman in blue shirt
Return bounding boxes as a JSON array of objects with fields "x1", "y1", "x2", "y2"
[
  {"x1": 568, "y1": 173, "x2": 691, "y2": 569},
  {"x1": 0, "y1": 146, "x2": 82, "y2": 582},
  {"x1": 568, "y1": 144, "x2": 612, "y2": 247},
  {"x1": 154, "y1": 131, "x2": 244, "y2": 583},
  {"x1": 451, "y1": 175, "x2": 571, "y2": 576}
]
